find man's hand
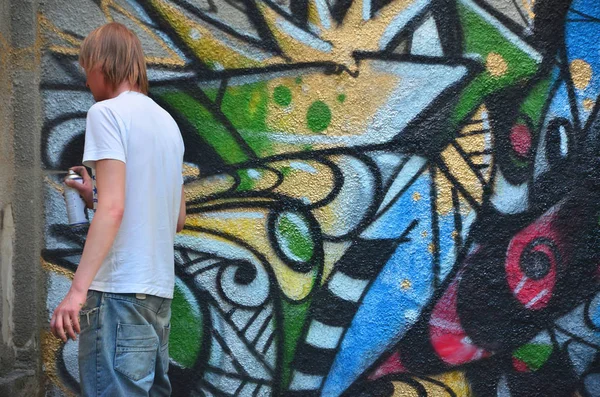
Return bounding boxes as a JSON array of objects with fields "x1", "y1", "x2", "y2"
[
  {"x1": 64, "y1": 166, "x2": 94, "y2": 209},
  {"x1": 50, "y1": 288, "x2": 87, "y2": 342}
]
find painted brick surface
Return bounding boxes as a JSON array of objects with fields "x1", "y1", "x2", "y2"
[{"x1": 33, "y1": 0, "x2": 600, "y2": 396}]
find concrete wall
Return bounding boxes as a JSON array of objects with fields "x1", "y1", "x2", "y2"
[
  {"x1": 0, "y1": 0, "x2": 44, "y2": 395},
  {"x1": 15, "y1": 0, "x2": 600, "y2": 396}
]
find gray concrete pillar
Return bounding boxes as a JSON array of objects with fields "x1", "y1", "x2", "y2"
[{"x1": 0, "y1": 0, "x2": 44, "y2": 395}]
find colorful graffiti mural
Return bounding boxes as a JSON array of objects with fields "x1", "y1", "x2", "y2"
[{"x1": 40, "y1": 0, "x2": 600, "y2": 395}]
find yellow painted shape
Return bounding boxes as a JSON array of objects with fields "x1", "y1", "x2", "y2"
[
  {"x1": 455, "y1": 134, "x2": 486, "y2": 154},
  {"x1": 259, "y1": 0, "x2": 417, "y2": 69},
  {"x1": 184, "y1": 174, "x2": 237, "y2": 202},
  {"x1": 457, "y1": 105, "x2": 492, "y2": 181},
  {"x1": 521, "y1": 0, "x2": 535, "y2": 20},
  {"x1": 42, "y1": 258, "x2": 74, "y2": 280},
  {"x1": 186, "y1": 211, "x2": 318, "y2": 300},
  {"x1": 435, "y1": 168, "x2": 474, "y2": 217},
  {"x1": 391, "y1": 371, "x2": 471, "y2": 396},
  {"x1": 435, "y1": 169, "x2": 455, "y2": 215},
  {"x1": 42, "y1": 331, "x2": 77, "y2": 397},
  {"x1": 241, "y1": 168, "x2": 281, "y2": 191},
  {"x1": 428, "y1": 242, "x2": 436, "y2": 253},
  {"x1": 256, "y1": 2, "x2": 331, "y2": 64},
  {"x1": 265, "y1": 62, "x2": 397, "y2": 137},
  {"x1": 486, "y1": 52, "x2": 508, "y2": 77},
  {"x1": 307, "y1": 0, "x2": 332, "y2": 31},
  {"x1": 321, "y1": 240, "x2": 351, "y2": 283},
  {"x1": 570, "y1": 59, "x2": 592, "y2": 90},
  {"x1": 583, "y1": 98, "x2": 595, "y2": 111},
  {"x1": 148, "y1": 0, "x2": 277, "y2": 69},
  {"x1": 183, "y1": 163, "x2": 199, "y2": 178},
  {"x1": 312, "y1": 195, "x2": 350, "y2": 237},
  {"x1": 38, "y1": 14, "x2": 80, "y2": 48},
  {"x1": 435, "y1": 105, "x2": 492, "y2": 214},
  {"x1": 45, "y1": 176, "x2": 65, "y2": 195},
  {"x1": 441, "y1": 145, "x2": 483, "y2": 204},
  {"x1": 270, "y1": 160, "x2": 335, "y2": 204},
  {"x1": 433, "y1": 371, "x2": 472, "y2": 396},
  {"x1": 327, "y1": 0, "x2": 418, "y2": 68}
]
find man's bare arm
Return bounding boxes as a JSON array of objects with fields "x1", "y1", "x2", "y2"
[
  {"x1": 50, "y1": 159, "x2": 125, "y2": 341},
  {"x1": 177, "y1": 185, "x2": 186, "y2": 233}
]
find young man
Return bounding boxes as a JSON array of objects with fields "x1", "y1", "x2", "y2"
[{"x1": 50, "y1": 22, "x2": 185, "y2": 396}]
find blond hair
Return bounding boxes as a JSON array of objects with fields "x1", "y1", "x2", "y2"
[{"x1": 79, "y1": 23, "x2": 148, "y2": 94}]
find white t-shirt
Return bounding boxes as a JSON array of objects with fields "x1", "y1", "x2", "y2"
[{"x1": 82, "y1": 91, "x2": 184, "y2": 299}]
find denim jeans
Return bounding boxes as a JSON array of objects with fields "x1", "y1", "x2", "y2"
[{"x1": 78, "y1": 290, "x2": 172, "y2": 397}]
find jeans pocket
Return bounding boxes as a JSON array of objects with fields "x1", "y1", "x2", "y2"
[
  {"x1": 114, "y1": 323, "x2": 158, "y2": 382},
  {"x1": 78, "y1": 307, "x2": 99, "y2": 332}
]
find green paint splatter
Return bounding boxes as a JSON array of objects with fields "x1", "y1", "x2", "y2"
[
  {"x1": 451, "y1": 4, "x2": 540, "y2": 125},
  {"x1": 281, "y1": 299, "x2": 311, "y2": 388},
  {"x1": 520, "y1": 76, "x2": 552, "y2": 127},
  {"x1": 238, "y1": 130, "x2": 274, "y2": 158},
  {"x1": 307, "y1": 101, "x2": 332, "y2": 133},
  {"x1": 203, "y1": 87, "x2": 219, "y2": 102},
  {"x1": 280, "y1": 166, "x2": 293, "y2": 177},
  {"x1": 510, "y1": 153, "x2": 530, "y2": 168},
  {"x1": 278, "y1": 214, "x2": 314, "y2": 262},
  {"x1": 337, "y1": 94, "x2": 346, "y2": 103},
  {"x1": 160, "y1": 91, "x2": 249, "y2": 164},
  {"x1": 170, "y1": 283, "x2": 203, "y2": 368},
  {"x1": 273, "y1": 85, "x2": 292, "y2": 107},
  {"x1": 236, "y1": 169, "x2": 256, "y2": 192},
  {"x1": 513, "y1": 344, "x2": 553, "y2": 371},
  {"x1": 220, "y1": 83, "x2": 269, "y2": 132}
]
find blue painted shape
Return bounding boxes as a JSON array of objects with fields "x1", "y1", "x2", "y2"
[
  {"x1": 360, "y1": 165, "x2": 429, "y2": 239},
  {"x1": 565, "y1": 0, "x2": 600, "y2": 127},
  {"x1": 588, "y1": 292, "x2": 600, "y2": 331},
  {"x1": 321, "y1": 173, "x2": 434, "y2": 397}
]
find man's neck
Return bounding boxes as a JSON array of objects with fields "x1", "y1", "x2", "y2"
[{"x1": 108, "y1": 82, "x2": 140, "y2": 99}]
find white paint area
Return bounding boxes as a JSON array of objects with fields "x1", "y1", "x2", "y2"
[
  {"x1": 289, "y1": 371, "x2": 324, "y2": 390},
  {"x1": 328, "y1": 271, "x2": 369, "y2": 302},
  {"x1": 375, "y1": 155, "x2": 427, "y2": 215},
  {"x1": 524, "y1": 289, "x2": 548, "y2": 308},
  {"x1": 379, "y1": 0, "x2": 431, "y2": 50},
  {"x1": 490, "y1": 170, "x2": 529, "y2": 214},
  {"x1": 305, "y1": 320, "x2": 345, "y2": 349},
  {"x1": 410, "y1": 16, "x2": 443, "y2": 56}
]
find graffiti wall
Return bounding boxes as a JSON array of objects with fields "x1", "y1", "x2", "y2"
[{"x1": 40, "y1": 0, "x2": 600, "y2": 395}]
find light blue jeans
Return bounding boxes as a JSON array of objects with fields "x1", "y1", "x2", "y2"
[{"x1": 78, "y1": 290, "x2": 172, "y2": 397}]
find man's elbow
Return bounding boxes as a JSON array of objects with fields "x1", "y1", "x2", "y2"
[{"x1": 99, "y1": 205, "x2": 125, "y2": 222}]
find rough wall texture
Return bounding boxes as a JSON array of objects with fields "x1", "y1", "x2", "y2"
[
  {"x1": 39, "y1": 0, "x2": 600, "y2": 396},
  {"x1": 0, "y1": 0, "x2": 44, "y2": 395}
]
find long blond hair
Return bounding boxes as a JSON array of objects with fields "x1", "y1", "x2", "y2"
[{"x1": 79, "y1": 22, "x2": 148, "y2": 94}]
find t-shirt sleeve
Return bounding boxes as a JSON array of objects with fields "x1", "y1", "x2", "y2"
[{"x1": 82, "y1": 104, "x2": 126, "y2": 168}]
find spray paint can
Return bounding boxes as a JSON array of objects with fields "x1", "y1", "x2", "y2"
[{"x1": 64, "y1": 170, "x2": 89, "y2": 226}]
